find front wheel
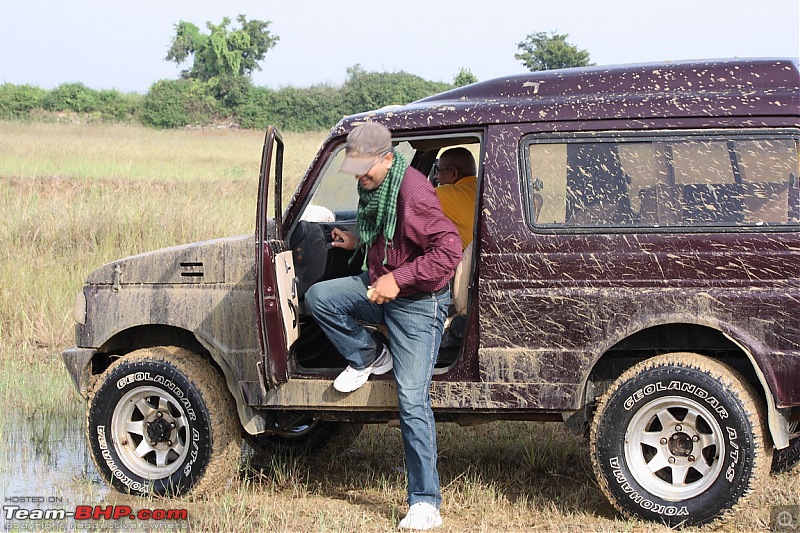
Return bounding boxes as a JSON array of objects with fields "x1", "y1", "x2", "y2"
[
  {"x1": 590, "y1": 353, "x2": 771, "y2": 527},
  {"x1": 86, "y1": 346, "x2": 242, "y2": 497}
]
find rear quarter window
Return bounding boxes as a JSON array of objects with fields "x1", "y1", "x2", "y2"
[{"x1": 524, "y1": 132, "x2": 800, "y2": 229}]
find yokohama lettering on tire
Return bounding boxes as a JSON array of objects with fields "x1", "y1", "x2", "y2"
[
  {"x1": 86, "y1": 346, "x2": 241, "y2": 497},
  {"x1": 589, "y1": 352, "x2": 771, "y2": 527}
]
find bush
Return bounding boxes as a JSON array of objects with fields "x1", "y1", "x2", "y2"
[
  {"x1": 95, "y1": 90, "x2": 144, "y2": 121},
  {"x1": 236, "y1": 85, "x2": 344, "y2": 132},
  {"x1": 235, "y1": 70, "x2": 450, "y2": 132},
  {"x1": 0, "y1": 84, "x2": 47, "y2": 118},
  {"x1": 209, "y1": 74, "x2": 252, "y2": 108},
  {"x1": 234, "y1": 86, "x2": 272, "y2": 130},
  {"x1": 0, "y1": 82, "x2": 140, "y2": 122},
  {"x1": 42, "y1": 83, "x2": 100, "y2": 113},
  {"x1": 0, "y1": 67, "x2": 456, "y2": 130},
  {"x1": 268, "y1": 85, "x2": 345, "y2": 131},
  {"x1": 140, "y1": 79, "x2": 221, "y2": 128},
  {"x1": 341, "y1": 67, "x2": 451, "y2": 115}
]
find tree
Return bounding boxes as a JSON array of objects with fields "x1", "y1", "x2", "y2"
[
  {"x1": 165, "y1": 15, "x2": 279, "y2": 105},
  {"x1": 453, "y1": 68, "x2": 478, "y2": 87},
  {"x1": 515, "y1": 32, "x2": 593, "y2": 72}
]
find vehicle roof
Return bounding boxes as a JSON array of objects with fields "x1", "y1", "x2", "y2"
[{"x1": 333, "y1": 58, "x2": 800, "y2": 134}]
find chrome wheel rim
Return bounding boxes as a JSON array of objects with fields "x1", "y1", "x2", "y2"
[
  {"x1": 625, "y1": 395, "x2": 724, "y2": 501},
  {"x1": 111, "y1": 386, "x2": 190, "y2": 479}
]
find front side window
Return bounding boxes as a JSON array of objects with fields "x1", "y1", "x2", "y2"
[
  {"x1": 526, "y1": 134, "x2": 800, "y2": 229},
  {"x1": 306, "y1": 145, "x2": 357, "y2": 217}
]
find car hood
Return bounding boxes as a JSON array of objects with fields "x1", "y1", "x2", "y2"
[{"x1": 85, "y1": 234, "x2": 254, "y2": 285}]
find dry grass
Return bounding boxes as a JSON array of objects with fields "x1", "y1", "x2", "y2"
[
  {"x1": 0, "y1": 120, "x2": 322, "y2": 183},
  {"x1": 127, "y1": 421, "x2": 797, "y2": 532},
  {"x1": 1, "y1": 120, "x2": 797, "y2": 532},
  {"x1": 0, "y1": 121, "x2": 326, "y2": 357}
]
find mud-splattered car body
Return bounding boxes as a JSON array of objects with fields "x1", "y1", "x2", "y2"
[{"x1": 63, "y1": 58, "x2": 800, "y2": 525}]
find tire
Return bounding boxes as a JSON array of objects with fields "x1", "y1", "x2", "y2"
[
  {"x1": 86, "y1": 346, "x2": 242, "y2": 497},
  {"x1": 590, "y1": 353, "x2": 771, "y2": 527},
  {"x1": 245, "y1": 416, "x2": 363, "y2": 456},
  {"x1": 772, "y1": 422, "x2": 800, "y2": 473}
]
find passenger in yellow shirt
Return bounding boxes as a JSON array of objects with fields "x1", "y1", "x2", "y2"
[{"x1": 434, "y1": 147, "x2": 478, "y2": 250}]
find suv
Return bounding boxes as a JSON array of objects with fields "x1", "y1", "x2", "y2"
[{"x1": 63, "y1": 58, "x2": 800, "y2": 526}]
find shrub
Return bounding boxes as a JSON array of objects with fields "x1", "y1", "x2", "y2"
[
  {"x1": 0, "y1": 67, "x2": 455, "y2": 130},
  {"x1": 454, "y1": 68, "x2": 478, "y2": 87},
  {"x1": 235, "y1": 85, "x2": 344, "y2": 132},
  {"x1": 341, "y1": 67, "x2": 451, "y2": 115},
  {"x1": 0, "y1": 84, "x2": 47, "y2": 118},
  {"x1": 42, "y1": 83, "x2": 100, "y2": 113},
  {"x1": 235, "y1": 71, "x2": 451, "y2": 133},
  {"x1": 234, "y1": 86, "x2": 272, "y2": 130},
  {"x1": 140, "y1": 79, "x2": 221, "y2": 128},
  {"x1": 275, "y1": 84, "x2": 345, "y2": 131},
  {"x1": 95, "y1": 90, "x2": 144, "y2": 121},
  {"x1": 0, "y1": 82, "x2": 140, "y2": 122}
]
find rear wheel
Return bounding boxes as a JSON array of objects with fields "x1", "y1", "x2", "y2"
[
  {"x1": 86, "y1": 346, "x2": 241, "y2": 497},
  {"x1": 590, "y1": 353, "x2": 770, "y2": 526}
]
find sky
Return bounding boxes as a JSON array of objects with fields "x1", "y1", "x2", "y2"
[{"x1": 1, "y1": 0, "x2": 798, "y2": 94}]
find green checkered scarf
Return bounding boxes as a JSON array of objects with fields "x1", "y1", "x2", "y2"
[{"x1": 355, "y1": 151, "x2": 409, "y2": 270}]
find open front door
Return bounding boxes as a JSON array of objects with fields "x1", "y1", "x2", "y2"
[{"x1": 256, "y1": 126, "x2": 299, "y2": 388}]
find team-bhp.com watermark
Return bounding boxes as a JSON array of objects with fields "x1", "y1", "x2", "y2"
[{"x1": 3, "y1": 496, "x2": 188, "y2": 531}]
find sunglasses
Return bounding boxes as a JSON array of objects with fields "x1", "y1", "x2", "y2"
[{"x1": 433, "y1": 163, "x2": 454, "y2": 174}]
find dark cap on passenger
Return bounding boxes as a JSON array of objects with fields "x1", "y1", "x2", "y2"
[{"x1": 339, "y1": 122, "x2": 393, "y2": 176}]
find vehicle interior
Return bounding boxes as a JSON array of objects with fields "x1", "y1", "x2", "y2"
[{"x1": 286, "y1": 133, "x2": 482, "y2": 374}]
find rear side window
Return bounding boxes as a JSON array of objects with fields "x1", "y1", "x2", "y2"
[{"x1": 524, "y1": 133, "x2": 800, "y2": 229}]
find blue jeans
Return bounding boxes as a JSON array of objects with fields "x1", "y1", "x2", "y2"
[{"x1": 305, "y1": 272, "x2": 448, "y2": 508}]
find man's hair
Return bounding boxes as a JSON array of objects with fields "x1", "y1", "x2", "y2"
[{"x1": 440, "y1": 147, "x2": 477, "y2": 178}]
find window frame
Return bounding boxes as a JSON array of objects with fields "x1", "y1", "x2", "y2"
[{"x1": 287, "y1": 129, "x2": 485, "y2": 238}]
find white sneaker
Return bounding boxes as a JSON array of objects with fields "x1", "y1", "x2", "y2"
[
  {"x1": 333, "y1": 345, "x2": 393, "y2": 393},
  {"x1": 398, "y1": 502, "x2": 442, "y2": 530}
]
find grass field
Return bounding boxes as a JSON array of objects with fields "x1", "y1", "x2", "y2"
[{"x1": 0, "y1": 120, "x2": 797, "y2": 532}]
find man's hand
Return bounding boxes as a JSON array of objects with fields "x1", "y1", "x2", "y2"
[
  {"x1": 367, "y1": 273, "x2": 400, "y2": 304},
  {"x1": 330, "y1": 228, "x2": 358, "y2": 250}
]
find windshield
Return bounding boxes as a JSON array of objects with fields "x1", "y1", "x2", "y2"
[{"x1": 302, "y1": 141, "x2": 418, "y2": 220}]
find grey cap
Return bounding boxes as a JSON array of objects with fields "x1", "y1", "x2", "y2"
[{"x1": 339, "y1": 122, "x2": 392, "y2": 175}]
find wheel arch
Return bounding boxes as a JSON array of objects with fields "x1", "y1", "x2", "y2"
[
  {"x1": 85, "y1": 324, "x2": 266, "y2": 436},
  {"x1": 579, "y1": 318, "x2": 788, "y2": 449}
]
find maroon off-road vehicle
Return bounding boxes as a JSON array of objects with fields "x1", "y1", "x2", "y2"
[{"x1": 63, "y1": 58, "x2": 800, "y2": 526}]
